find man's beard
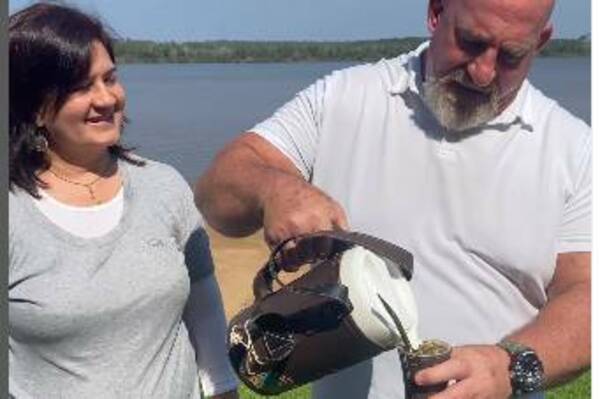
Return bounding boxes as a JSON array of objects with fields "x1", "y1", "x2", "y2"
[{"x1": 422, "y1": 69, "x2": 501, "y2": 132}]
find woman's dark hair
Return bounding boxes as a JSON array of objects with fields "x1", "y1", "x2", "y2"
[{"x1": 9, "y1": 2, "x2": 143, "y2": 198}]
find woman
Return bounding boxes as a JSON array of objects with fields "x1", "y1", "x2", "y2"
[{"x1": 9, "y1": 3, "x2": 238, "y2": 398}]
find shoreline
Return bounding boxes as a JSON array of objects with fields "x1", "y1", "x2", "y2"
[{"x1": 206, "y1": 227, "x2": 269, "y2": 319}]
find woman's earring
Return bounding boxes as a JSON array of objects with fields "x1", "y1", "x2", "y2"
[{"x1": 32, "y1": 128, "x2": 49, "y2": 153}]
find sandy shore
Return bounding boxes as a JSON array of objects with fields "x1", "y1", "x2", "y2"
[{"x1": 206, "y1": 227, "x2": 270, "y2": 319}]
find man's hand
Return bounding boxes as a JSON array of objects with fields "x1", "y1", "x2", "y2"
[
  {"x1": 415, "y1": 345, "x2": 512, "y2": 399},
  {"x1": 196, "y1": 133, "x2": 348, "y2": 242},
  {"x1": 261, "y1": 171, "x2": 348, "y2": 250},
  {"x1": 414, "y1": 251, "x2": 590, "y2": 399}
]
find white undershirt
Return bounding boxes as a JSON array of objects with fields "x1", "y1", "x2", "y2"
[{"x1": 33, "y1": 188, "x2": 124, "y2": 238}]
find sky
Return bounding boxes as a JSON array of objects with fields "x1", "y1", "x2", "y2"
[{"x1": 8, "y1": 0, "x2": 591, "y2": 42}]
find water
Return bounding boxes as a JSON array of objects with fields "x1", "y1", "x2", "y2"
[{"x1": 119, "y1": 58, "x2": 590, "y2": 183}]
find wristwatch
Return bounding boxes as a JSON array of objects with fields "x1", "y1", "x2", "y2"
[{"x1": 497, "y1": 340, "x2": 545, "y2": 396}]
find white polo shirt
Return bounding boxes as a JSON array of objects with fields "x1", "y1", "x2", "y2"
[{"x1": 251, "y1": 42, "x2": 591, "y2": 399}]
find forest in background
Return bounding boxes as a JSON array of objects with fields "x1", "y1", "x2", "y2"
[{"x1": 114, "y1": 36, "x2": 591, "y2": 64}]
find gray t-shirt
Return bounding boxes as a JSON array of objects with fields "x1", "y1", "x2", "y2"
[{"x1": 9, "y1": 160, "x2": 214, "y2": 398}]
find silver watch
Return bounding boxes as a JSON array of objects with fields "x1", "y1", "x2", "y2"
[{"x1": 497, "y1": 340, "x2": 545, "y2": 396}]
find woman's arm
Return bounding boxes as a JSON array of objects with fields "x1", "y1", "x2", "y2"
[
  {"x1": 168, "y1": 167, "x2": 239, "y2": 397},
  {"x1": 183, "y1": 274, "x2": 239, "y2": 398}
]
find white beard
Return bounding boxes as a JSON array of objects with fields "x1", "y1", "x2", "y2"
[{"x1": 422, "y1": 69, "x2": 501, "y2": 132}]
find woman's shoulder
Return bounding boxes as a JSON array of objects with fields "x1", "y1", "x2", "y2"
[
  {"x1": 123, "y1": 156, "x2": 186, "y2": 181},
  {"x1": 122, "y1": 156, "x2": 191, "y2": 197},
  {"x1": 9, "y1": 188, "x2": 29, "y2": 219},
  {"x1": 8, "y1": 187, "x2": 36, "y2": 242}
]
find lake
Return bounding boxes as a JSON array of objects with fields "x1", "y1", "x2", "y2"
[{"x1": 119, "y1": 57, "x2": 591, "y2": 183}]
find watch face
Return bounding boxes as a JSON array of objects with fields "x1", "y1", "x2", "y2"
[{"x1": 512, "y1": 350, "x2": 544, "y2": 394}]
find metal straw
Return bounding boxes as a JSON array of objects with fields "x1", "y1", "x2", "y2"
[{"x1": 377, "y1": 294, "x2": 415, "y2": 352}]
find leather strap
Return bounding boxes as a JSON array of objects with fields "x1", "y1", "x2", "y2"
[{"x1": 253, "y1": 230, "x2": 414, "y2": 300}]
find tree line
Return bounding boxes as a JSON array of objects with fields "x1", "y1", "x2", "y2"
[{"x1": 114, "y1": 36, "x2": 591, "y2": 64}]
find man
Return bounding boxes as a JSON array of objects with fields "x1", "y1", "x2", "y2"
[{"x1": 196, "y1": 0, "x2": 590, "y2": 398}]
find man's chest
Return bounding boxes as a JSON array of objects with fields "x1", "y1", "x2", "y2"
[{"x1": 311, "y1": 116, "x2": 563, "y2": 282}]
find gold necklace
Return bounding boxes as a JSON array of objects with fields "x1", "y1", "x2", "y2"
[{"x1": 48, "y1": 162, "x2": 114, "y2": 205}]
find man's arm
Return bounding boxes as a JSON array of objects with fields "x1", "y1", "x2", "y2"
[
  {"x1": 195, "y1": 132, "x2": 348, "y2": 247},
  {"x1": 416, "y1": 251, "x2": 591, "y2": 398},
  {"x1": 511, "y1": 251, "x2": 590, "y2": 384}
]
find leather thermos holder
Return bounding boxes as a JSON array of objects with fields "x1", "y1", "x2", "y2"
[{"x1": 227, "y1": 230, "x2": 413, "y2": 395}]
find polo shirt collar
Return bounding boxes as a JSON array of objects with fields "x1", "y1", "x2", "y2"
[
  {"x1": 388, "y1": 41, "x2": 429, "y2": 96},
  {"x1": 388, "y1": 41, "x2": 534, "y2": 130},
  {"x1": 492, "y1": 80, "x2": 534, "y2": 130}
]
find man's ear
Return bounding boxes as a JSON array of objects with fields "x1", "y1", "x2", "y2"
[
  {"x1": 536, "y1": 22, "x2": 553, "y2": 52},
  {"x1": 427, "y1": 0, "x2": 444, "y2": 33}
]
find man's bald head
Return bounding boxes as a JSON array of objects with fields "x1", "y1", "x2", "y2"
[
  {"x1": 443, "y1": 0, "x2": 555, "y2": 35},
  {"x1": 539, "y1": 0, "x2": 556, "y2": 27}
]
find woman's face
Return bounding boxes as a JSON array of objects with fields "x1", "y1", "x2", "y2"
[{"x1": 40, "y1": 41, "x2": 126, "y2": 155}]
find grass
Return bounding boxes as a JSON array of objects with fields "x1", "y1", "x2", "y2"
[
  {"x1": 234, "y1": 371, "x2": 590, "y2": 398},
  {"x1": 546, "y1": 371, "x2": 591, "y2": 398},
  {"x1": 239, "y1": 385, "x2": 311, "y2": 399}
]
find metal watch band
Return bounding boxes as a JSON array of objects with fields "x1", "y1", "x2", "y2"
[{"x1": 497, "y1": 339, "x2": 545, "y2": 396}]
